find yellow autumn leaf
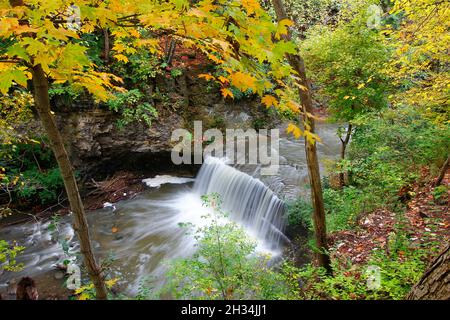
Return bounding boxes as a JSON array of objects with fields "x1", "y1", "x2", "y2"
[
  {"x1": 286, "y1": 123, "x2": 302, "y2": 139},
  {"x1": 12, "y1": 176, "x2": 19, "y2": 185},
  {"x1": 261, "y1": 95, "x2": 278, "y2": 108},
  {"x1": 221, "y1": 88, "x2": 234, "y2": 99},
  {"x1": 357, "y1": 83, "x2": 365, "y2": 89},
  {"x1": 207, "y1": 54, "x2": 224, "y2": 64},
  {"x1": 294, "y1": 82, "x2": 308, "y2": 91},
  {"x1": 114, "y1": 54, "x2": 129, "y2": 63},
  {"x1": 129, "y1": 29, "x2": 141, "y2": 38},
  {"x1": 217, "y1": 76, "x2": 229, "y2": 84},
  {"x1": 198, "y1": 74, "x2": 215, "y2": 81},
  {"x1": 343, "y1": 96, "x2": 350, "y2": 100},
  {"x1": 78, "y1": 293, "x2": 91, "y2": 300},
  {"x1": 304, "y1": 130, "x2": 321, "y2": 144},
  {"x1": 106, "y1": 278, "x2": 119, "y2": 288},
  {"x1": 241, "y1": 0, "x2": 260, "y2": 14},
  {"x1": 74, "y1": 286, "x2": 86, "y2": 295},
  {"x1": 287, "y1": 100, "x2": 301, "y2": 113},
  {"x1": 276, "y1": 19, "x2": 294, "y2": 38},
  {"x1": 229, "y1": 72, "x2": 257, "y2": 91}
]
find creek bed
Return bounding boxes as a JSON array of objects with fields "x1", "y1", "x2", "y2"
[{"x1": 0, "y1": 123, "x2": 341, "y2": 299}]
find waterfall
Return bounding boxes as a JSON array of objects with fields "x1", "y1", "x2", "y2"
[{"x1": 193, "y1": 157, "x2": 287, "y2": 249}]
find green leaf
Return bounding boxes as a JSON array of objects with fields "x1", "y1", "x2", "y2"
[
  {"x1": 6, "y1": 44, "x2": 30, "y2": 62},
  {"x1": 0, "y1": 68, "x2": 27, "y2": 94}
]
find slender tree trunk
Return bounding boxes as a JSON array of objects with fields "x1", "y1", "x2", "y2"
[
  {"x1": 271, "y1": 0, "x2": 331, "y2": 273},
  {"x1": 103, "y1": 28, "x2": 110, "y2": 64},
  {"x1": 31, "y1": 64, "x2": 108, "y2": 300},
  {"x1": 407, "y1": 244, "x2": 450, "y2": 300},
  {"x1": 164, "y1": 36, "x2": 177, "y2": 65},
  {"x1": 435, "y1": 155, "x2": 449, "y2": 186},
  {"x1": 338, "y1": 123, "x2": 352, "y2": 188}
]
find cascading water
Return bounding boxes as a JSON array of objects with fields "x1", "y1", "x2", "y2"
[
  {"x1": 0, "y1": 158, "x2": 287, "y2": 295},
  {"x1": 193, "y1": 157, "x2": 287, "y2": 249},
  {"x1": 0, "y1": 123, "x2": 341, "y2": 298}
]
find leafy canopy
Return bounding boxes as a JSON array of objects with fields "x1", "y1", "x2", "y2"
[
  {"x1": 383, "y1": 0, "x2": 450, "y2": 122},
  {"x1": 301, "y1": 3, "x2": 390, "y2": 122},
  {"x1": 0, "y1": 0, "x2": 312, "y2": 138}
]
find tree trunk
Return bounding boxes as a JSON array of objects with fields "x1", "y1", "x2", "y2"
[
  {"x1": 165, "y1": 37, "x2": 177, "y2": 65},
  {"x1": 435, "y1": 155, "x2": 449, "y2": 186},
  {"x1": 338, "y1": 123, "x2": 352, "y2": 188},
  {"x1": 31, "y1": 64, "x2": 108, "y2": 300},
  {"x1": 407, "y1": 244, "x2": 450, "y2": 300},
  {"x1": 271, "y1": 0, "x2": 331, "y2": 273},
  {"x1": 103, "y1": 28, "x2": 110, "y2": 64}
]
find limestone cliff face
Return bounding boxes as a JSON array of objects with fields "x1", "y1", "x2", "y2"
[
  {"x1": 45, "y1": 74, "x2": 279, "y2": 177},
  {"x1": 56, "y1": 108, "x2": 184, "y2": 176}
]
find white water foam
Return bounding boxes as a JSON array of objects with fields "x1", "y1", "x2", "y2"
[{"x1": 142, "y1": 175, "x2": 194, "y2": 188}]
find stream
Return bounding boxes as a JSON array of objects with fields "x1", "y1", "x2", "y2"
[{"x1": 0, "y1": 122, "x2": 341, "y2": 298}]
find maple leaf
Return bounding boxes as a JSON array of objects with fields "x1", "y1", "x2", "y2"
[
  {"x1": 217, "y1": 76, "x2": 229, "y2": 84},
  {"x1": 0, "y1": 68, "x2": 27, "y2": 94},
  {"x1": 114, "y1": 54, "x2": 129, "y2": 63},
  {"x1": 276, "y1": 19, "x2": 294, "y2": 39},
  {"x1": 261, "y1": 95, "x2": 278, "y2": 108},
  {"x1": 286, "y1": 123, "x2": 302, "y2": 139},
  {"x1": 287, "y1": 100, "x2": 301, "y2": 113},
  {"x1": 229, "y1": 72, "x2": 257, "y2": 92},
  {"x1": 207, "y1": 54, "x2": 224, "y2": 64},
  {"x1": 241, "y1": 0, "x2": 260, "y2": 15},
  {"x1": 221, "y1": 88, "x2": 234, "y2": 99},
  {"x1": 304, "y1": 130, "x2": 321, "y2": 144},
  {"x1": 6, "y1": 44, "x2": 30, "y2": 62},
  {"x1": 293, "y1": 82, "x2": 308, "y2": 91},
  {"x1": 105, "y1": 278, "x2": 119, "y2": 287},
  {"x1": 58, "y1": 43, "x2": 90, "y2": 72},
  {"x1": 198, "y1": 74, "x2": 215, "y2": 81},
  {"x1": 113, "y1": 43, "x2": 127, "y2": 53}
]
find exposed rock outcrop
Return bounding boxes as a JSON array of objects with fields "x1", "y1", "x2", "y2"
[{"x1": 43, "y1": 72, "x2": 279, "y2": 178}]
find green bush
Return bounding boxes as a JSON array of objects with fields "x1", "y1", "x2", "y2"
[
  {"x1": 48, "y1": 83, "x2": 81, "y2": 100},
  {"x1": 323, "y1": 186, "x2": 382, "y2": 232},
  {"x1": 18, "y1": 167, "x2": 64, "y2": 204},
  {"x1": 107, "y1": 89, "x2": 158, "y2": 129},
  {"x1": 349, "y1": 107, "x2": 449, "y2": 179},
  {"x1": 301, "y1": 3, "x2": 390, "y2": 123},
  {"x1": 432, "y1": 185, "x2": 449, "y2": 204},
  {"x1": 1, "y1": 139, "x2": 64, "y2": 205},
  {"x1": 321, "y1": 106, "x2": 448, "y2": 231},
  {"x1": 288, "y1": 187, "x2": 381, "y2": 233},
  {"x1": 111, "y1": 48, "x2": 162, "y2": 86},
  {"x1": 287, "y1": 197, "x2": 313, "y2": 228},
  {"x1": 164, "y1": 193, "x2": 290, "y2": 300},
  {"x1": 0, "y1": 239, "x2": 25, "y2": 272},
  {"x1": 284, "y1": 226, "x2": 430, "y2": 300}
]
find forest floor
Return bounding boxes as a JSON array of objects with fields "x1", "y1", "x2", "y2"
[{"x1": 328, "y1": 168, "x2": 450, "y2": 266}]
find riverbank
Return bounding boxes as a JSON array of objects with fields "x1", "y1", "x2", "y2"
[
  {"x1": 329, "y1": 168, "x2": 449, "y2": 265},
  {"x1": 284, "y1": 105, "x2": 449, "y2": 299}
]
